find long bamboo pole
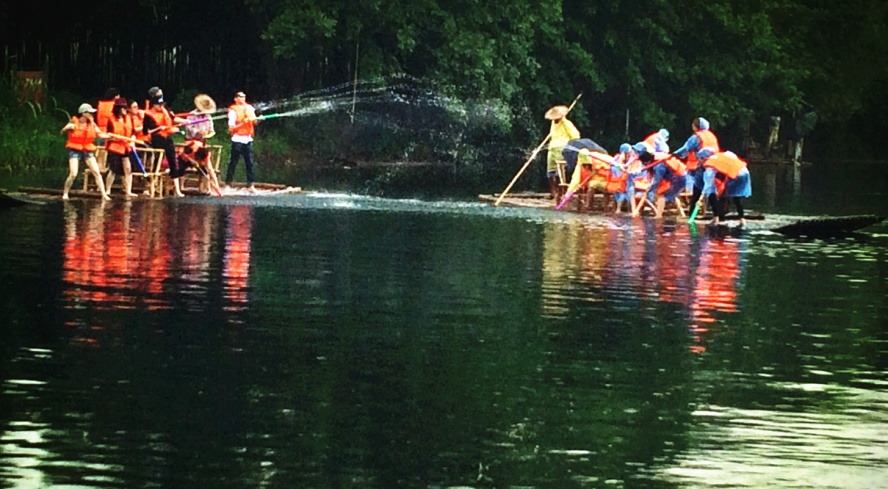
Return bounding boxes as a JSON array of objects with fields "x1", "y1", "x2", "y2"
[{"x1": 494, "y1": 92, "x2": 582, "y2": 206}]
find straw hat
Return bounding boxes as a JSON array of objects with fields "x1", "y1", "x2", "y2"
[
  {"x1": 194, "y1": 94, "x2": 217, "y2": 113},
  {"x1": 545, "y1": 105, "x2": 568, "y2": 120}
]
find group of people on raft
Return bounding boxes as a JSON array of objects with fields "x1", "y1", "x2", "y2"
[
  {"x1": 60, "y1": 87, "x2": 260, "y2": 200},
  {"x1": 544, "y1": 104, "x2": 752, "y2": 225}
]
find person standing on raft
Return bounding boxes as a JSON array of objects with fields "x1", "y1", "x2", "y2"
[
  {"x1": 544, "y1": 105, "x2": 580, "y2": 201},
  {"x1": 60, "y1": 103, "x2": 111, "y2": 201},
  {"x1": 672, "y1": 117, "x2": 720, "y2": 213},
  {"x1": 702, "y1": 151, "x2": 752, "y2": 226},
  {"x1": 142, "y1": 87, "x2": 187, "y2": 197},
  {"x1": 104, "y1": 98, "x2": 138, "y2": 197},
  {"x1": 225, "y1": 91, "x2": 259, "y2": 192}
]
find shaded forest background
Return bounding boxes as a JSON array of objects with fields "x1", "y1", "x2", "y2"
[{"x1": 2, "y1": 0, "x2": 887, "y2": 189}]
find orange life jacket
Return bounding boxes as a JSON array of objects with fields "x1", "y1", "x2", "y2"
[
  {"x1": 229, "y1": 103, "x2": 255, "y2": 137},
  {"x1": 129, "y1": 111, "x2": 149, "y2": 143},
  {"x1": 146, "y1": 106, "x2": 175, "y2": 138},
  {"x1": 657, "y1": 154, "x2": 687, "y2": 176},
  {"x1": 704, "y1": 152, "x2": 746, "y2": 179},
  {"x1": 606, "y1": 169, "x2": 628, "y2": 194},
  {"x1": 105, "y1": 116, "x2": 134, "y2": 155},
  {"x1": 65, "y1": 117, "x2": 99, "y2": 152},
  {"x1": 179, "y1": 139, "x2": 210, "y2": 166},
  {"x1": 686, "y1": 130, "x2": 720, "y2": 170},
  {"x1": 96, "y1": 100, "x2": 115, "y2": 130}
]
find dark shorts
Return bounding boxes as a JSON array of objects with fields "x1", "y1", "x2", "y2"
[{"x1": 106, "y1": 152, "x2": 130, "y2": 176}]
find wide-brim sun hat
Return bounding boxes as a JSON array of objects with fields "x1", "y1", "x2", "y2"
[
  {"x1": 194, "y1": 94, "x2": 217, "y2": 113},
  {"x1": 78, "y1": 103, "x2": 97, "y2": 114},
  {"x1": 545, "y1": 105, "x2": 569, "y2": 120}
]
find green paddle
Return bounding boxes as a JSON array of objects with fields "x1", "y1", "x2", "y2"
[{"x1": 688, "y1": 201, "x2": 701, "y2": 222}]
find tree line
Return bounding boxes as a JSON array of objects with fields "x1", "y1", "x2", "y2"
[{"x1": 3, "y1": 0, "x2": 887, "y2": 160}]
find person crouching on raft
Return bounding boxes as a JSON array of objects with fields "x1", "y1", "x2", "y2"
[
  {"x1": 607, "y1": 143, "x2": 641, "y2": 214},
  {"x1": 544, "y1": 105, "x2": 580, "y2": 201},
  {"x1": 60, "y1": 103, "x2": 111, "y2": 201},
  {"x1": 702, "y1": 151, "x2": 752, "y2": 226},
  {"x1": 643, "y1": 128, "x2": 671, "y2": 153},
  {"x1": 632, "y1": 142, "x2": 687, "y2": 218},
  {"x1": 672, "y1": 117, "x2": 720, "y2": 213},
  {"x1": 178, "y1": 140, "x2": 221, "y2": 195}
]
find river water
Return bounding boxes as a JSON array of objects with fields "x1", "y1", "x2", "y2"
[{"x1": 0, "y1": 162, "x2": 886, "y2": 488}]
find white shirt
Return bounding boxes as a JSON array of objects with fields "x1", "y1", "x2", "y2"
[{"x1": 228, "y1": 104, "x2": 255, "y2": 144}]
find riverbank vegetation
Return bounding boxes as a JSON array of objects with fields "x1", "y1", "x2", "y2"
[{"x1": 2, "y1": 0, "x2": 886, "y2": 189}]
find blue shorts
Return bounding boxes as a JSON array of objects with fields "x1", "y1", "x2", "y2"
[
  {"x1": 68, "y1": 150, "x2": 95, "y2": 160},
  {"x1": 648, "y1": 164, "x2": 685, "y2": 202},
  {"x1": 546, "y1": 170, "x2": 559, "y2": 178}
]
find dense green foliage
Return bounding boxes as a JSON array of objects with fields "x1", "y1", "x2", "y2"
[{"x1": 2, "y1": 0, "x2": 886, "y2": 181}]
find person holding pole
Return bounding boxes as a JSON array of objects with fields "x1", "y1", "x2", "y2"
[
  {"x1": 493, "y1": 93, "x2": 582, "y2": 207},
  {"x1": 545, "y1": 105, "x2": 580, "y2": 201},
  {"x1": 672, "y1": 117, "x2": 720, "y2": 216},
  {"x1": 142, "y1": 87, "x2": 187, "y2": 197},
  {"x1": 60, "y1": 103, "x2": 111, "y2": 200},
  {"x1": 104, "y1": 98, "x2": 138, "y2": 197},
  {"x1": 225, "y1": 91, "x2": 259, "y2": 192}
]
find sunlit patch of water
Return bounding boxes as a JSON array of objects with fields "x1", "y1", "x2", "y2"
[{"x1": 650, "y1": 385, "x2": 888, "y2": 488}]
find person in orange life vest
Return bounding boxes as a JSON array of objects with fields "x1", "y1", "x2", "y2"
[
  {"x1": 127, "y1": 99, "x2": 149, "y2": 145},
  {"x1": 702, "y1": 151, "x2": 752, "y2": 226},
  {"x1": 562, "y1": 138, "x2": 606, "y2": 184},
  {"x1": 95, "y1": 88, "x2": 121, "y2": 140},
  {"x1": 178, "y1": 139, "x2": 221, "y2": 194},
  {"x1": 633, "y1": 142, "x2": 687, "y2": 218},
  {"x1": 60, "y1": 103, "x2": 111, "y2": 200},
  {"x1": 608, "y1": 143, "x2": 642, "y2": 214},
  {"x1": 103, "y1": 98, "x2": 138, "y2": 197},
  {"x1": 225, "y1": 91, "x2": 259, "y2": 191},
  {"x1": 672, "y1": 117, "x2": 720, "y2": 211},
  {"x1": 141, "y1": 87, "x2": 187, "y2": 197},
  {"x1": 643, "y1": 128, "x2": 670, "y2": 153}
]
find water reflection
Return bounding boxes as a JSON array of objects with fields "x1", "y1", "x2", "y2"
[
  {"x1": 541, "y1": 219, "x2": 746, "y2": 355},
  {"x1": 61, "y1": 201, "x2": 251, "y2": 320},
  {"x1": 0, "y1": 192, "x2": 885, "y2": 488},
  {"x1": 223, "y1": 206, "x2": 253, "y2": 314}
]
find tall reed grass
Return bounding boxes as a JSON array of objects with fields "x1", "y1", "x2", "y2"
[{"x1": 0, "y1": 72, "x2": 79, "y2": 172}]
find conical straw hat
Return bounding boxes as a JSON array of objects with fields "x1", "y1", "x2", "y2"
[
  {"x1": 194, "y1": 94, "x2": 217, "y2": 113},
  {"x1": 545, "y1": 105, "x2": 568, "y2": 120}
]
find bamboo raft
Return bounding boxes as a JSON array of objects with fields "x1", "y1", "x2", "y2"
[
  {"x1": 479, "y1": 192, "x2": 884, "y2": 237},
  {"x1": 1, "y1": 183, "x2": 302, "y2": 206}
]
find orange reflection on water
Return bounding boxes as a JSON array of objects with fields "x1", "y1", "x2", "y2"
[
  {"x1": 63, "y1": 203, "x2": 134, "y2": 310},
  {"x1": 688, "y1": 236, "x2": 744, "y2": 353},
  {"x1": 61, "y1": 201, "x2": 253, "y2": 345},
  {"x1": 222, "y1": 206, "x2": 253, "y2": 311},
  {"x1": 540, "y1": 219, "x2": 744, "y2": 354}
]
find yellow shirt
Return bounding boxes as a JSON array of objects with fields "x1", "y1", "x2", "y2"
[{"x1": 546, "y1": 118, "x2": 581, "y2": 172}]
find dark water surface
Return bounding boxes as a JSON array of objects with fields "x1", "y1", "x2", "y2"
[{"x1": 1, "y1": 162, "x2": 886, "y2": 488}]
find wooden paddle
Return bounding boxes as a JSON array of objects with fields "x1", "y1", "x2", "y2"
[
  {"x1": 494, "y1": 92, "x2": 582, "y2": 206},
  {"x1": 103, "y1": 133, "x2": 149, "y2": 147}
]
